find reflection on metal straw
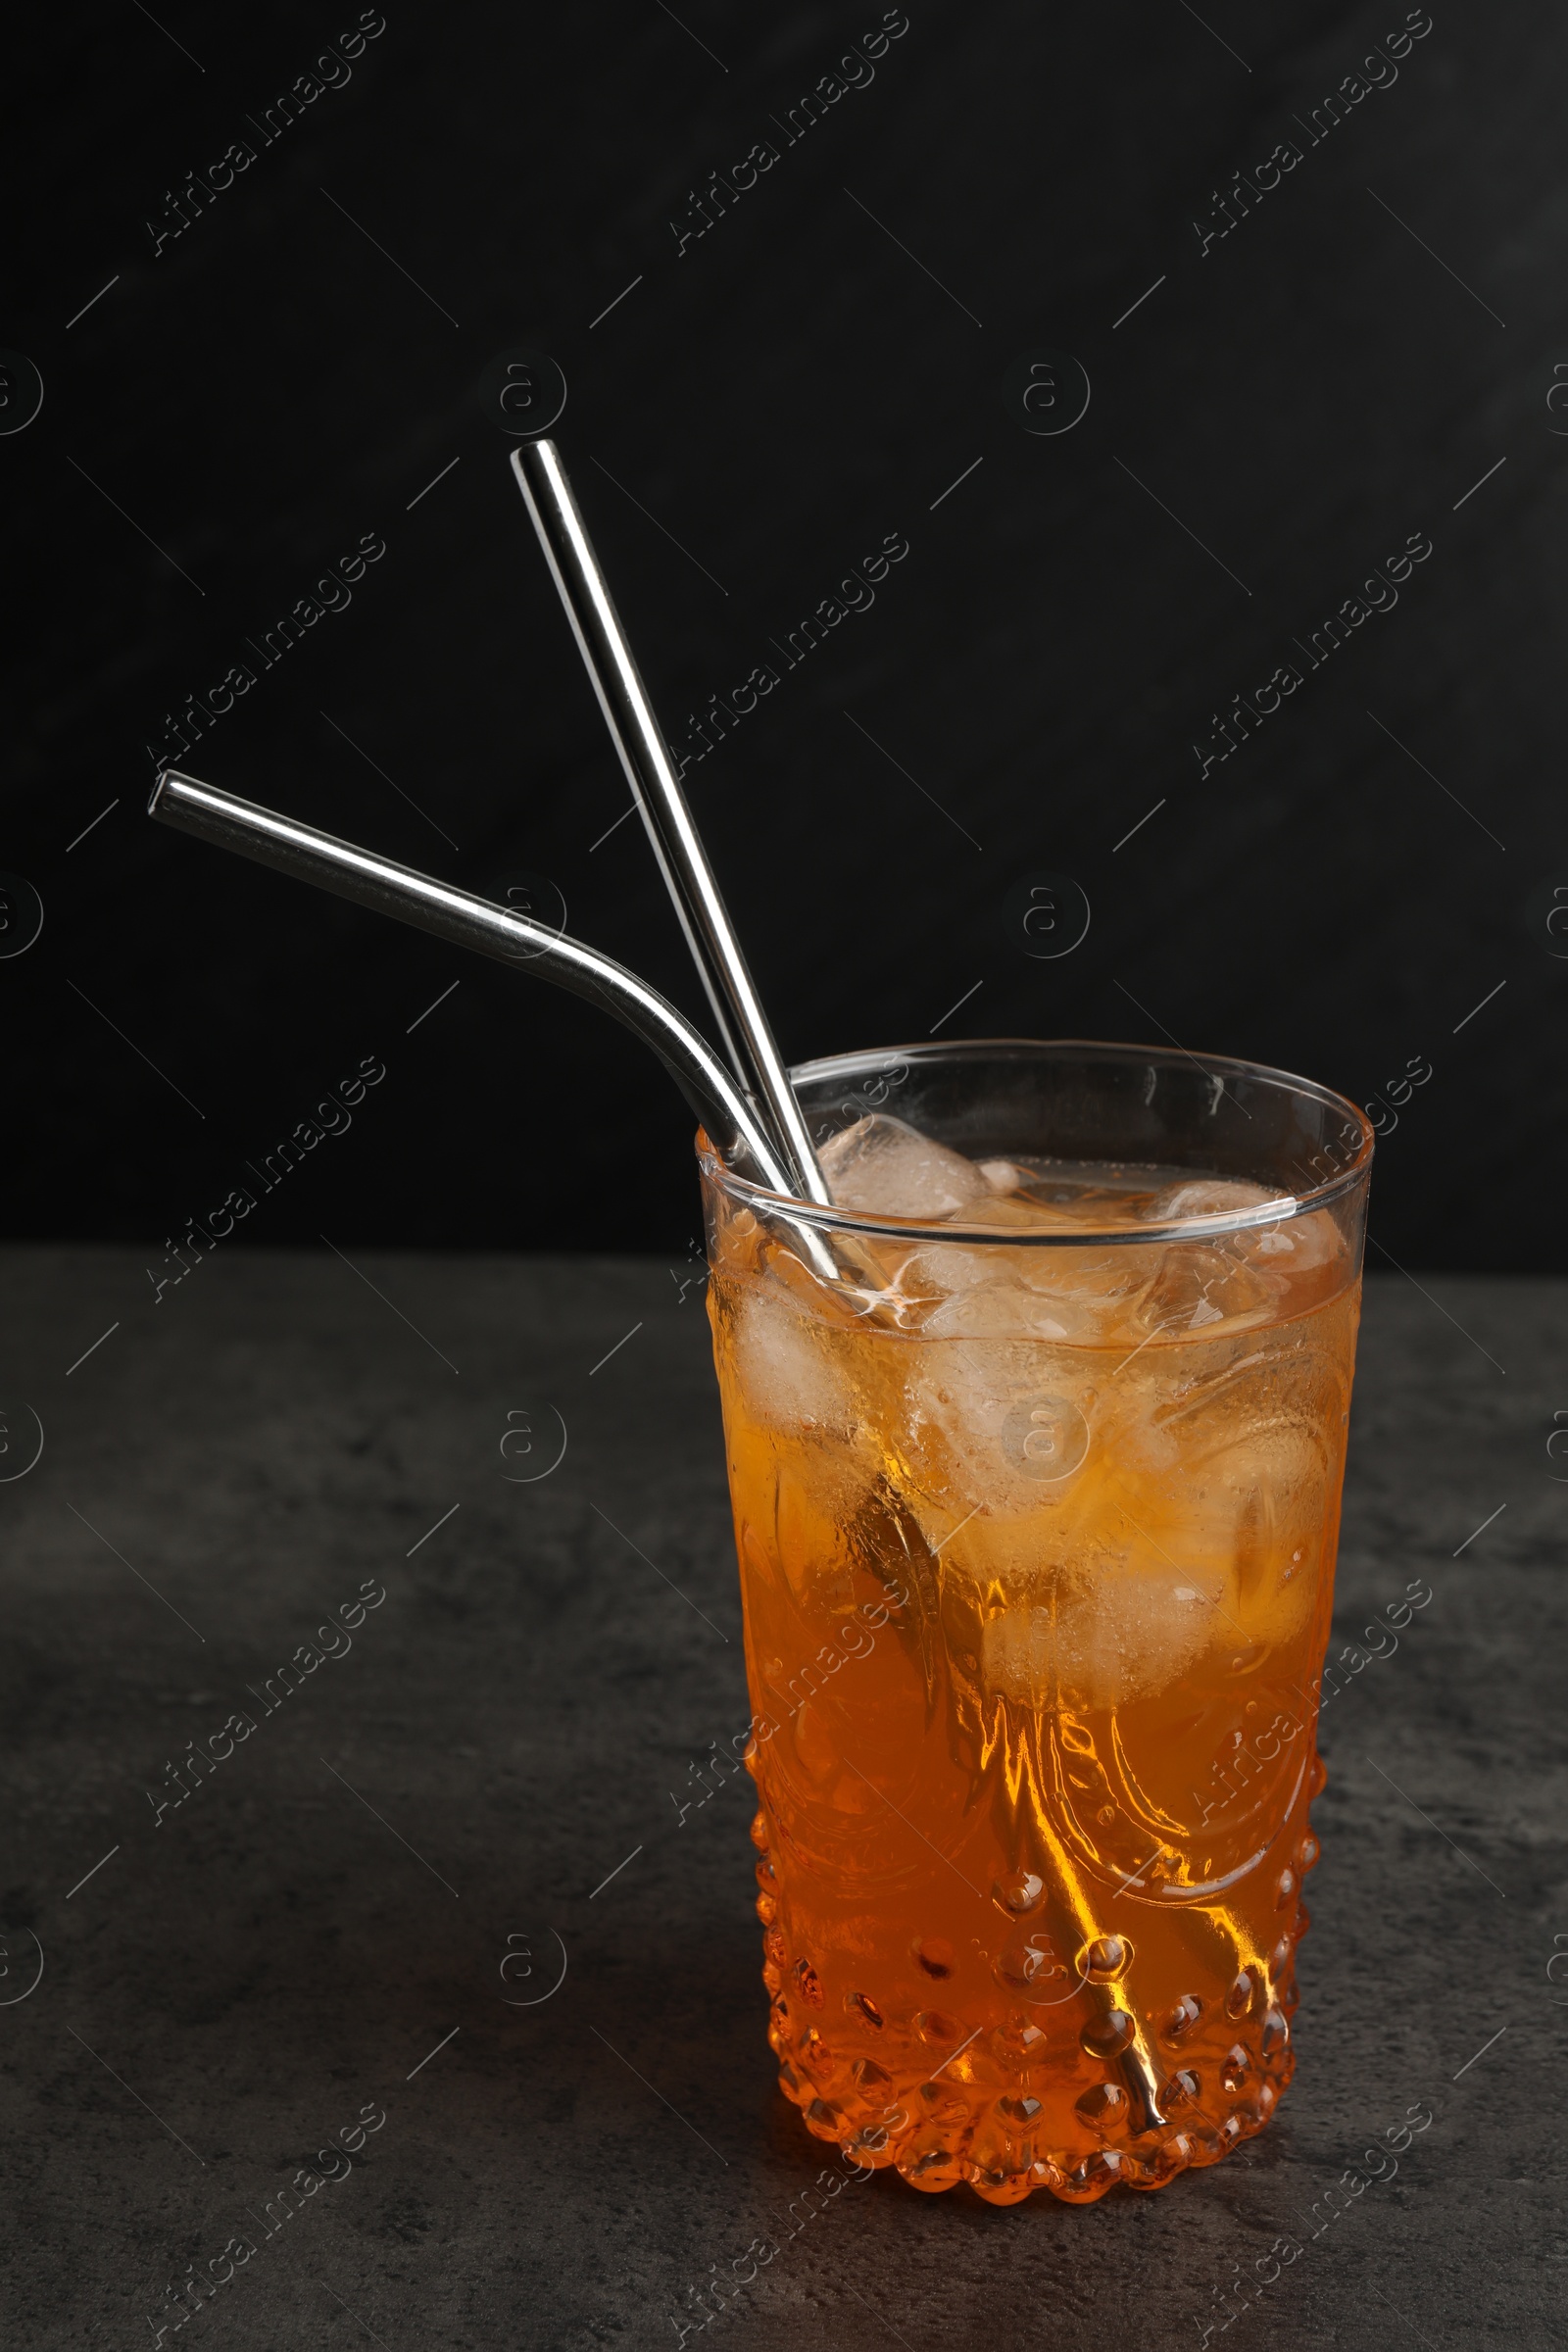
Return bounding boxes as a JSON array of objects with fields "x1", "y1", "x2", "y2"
[
  {"x1": 510, "y1": 441, "x2": 831, "y2": 1207},
  {"x1": 147, "y1": 769, "x2": 795, "y2": 1195}
]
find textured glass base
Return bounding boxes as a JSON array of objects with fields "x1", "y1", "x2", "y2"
[{"x1": 757, "y1": 1796, "x2": 1311, "y2": 2207}]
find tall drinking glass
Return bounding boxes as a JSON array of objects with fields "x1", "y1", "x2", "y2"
[{"x1": 701, "y1": 1041, "x2": 1372, "y2": 2205}]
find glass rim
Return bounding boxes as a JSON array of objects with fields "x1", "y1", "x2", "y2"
[{"x1": 700, "y1": 1037, "x2": 1375, "y2": 1248}]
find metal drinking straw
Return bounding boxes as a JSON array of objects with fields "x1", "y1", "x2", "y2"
[
  {"x1": 510, "y1": 439, "x2": 832, "y2": 1208},
  {"x1": 148, "y1": 769, "x2": 796, "y2": 1195}
]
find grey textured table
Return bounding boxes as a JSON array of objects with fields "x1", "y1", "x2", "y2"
[{"x1": 2, "y1": 1250, "x2": 1560, "y2": 2349}]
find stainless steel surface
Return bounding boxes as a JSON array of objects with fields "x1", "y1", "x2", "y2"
[
  {"x1": 510, "y1": 439, "x2": 832, "y2": 1207},
  {"x1": 147, "y1": 768, "x2": 795, "y2": 1196}
]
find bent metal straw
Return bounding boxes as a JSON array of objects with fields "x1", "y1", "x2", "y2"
[
  {"x1": 148, "y1": 774, "x2": 1171, "y2": 2130},
  {"x1": 144, "y1": 809, "x2": 1172, "y2": 2128},
  {"x1": 510, "y1": 439, "x2": 832, "y2": 1209},
  {"x1": 147, "y1": 768, "x2": 795, "y2": 1195}
]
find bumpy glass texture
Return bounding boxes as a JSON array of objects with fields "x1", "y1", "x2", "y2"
[{"x1": 705, "y1": 1110, "x2": 1364, "y2": 2205}]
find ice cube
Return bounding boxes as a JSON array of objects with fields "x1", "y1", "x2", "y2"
[
  {"x1": 898, "y1": 1335, "x2": 1096, "y2": 1519},
  {"x1": 885, "y1": 1215, "x2": 1156, "y2": 1344},
  {"x1": 980, "y1": 1545, "x2": 1221, "y2": 1712},
  {"x1": 922, "y1": 1279, "x2": 1099, "y2": 1344},
  {"x1": 1161, "y1": 1409, "x2": 1330, "y2": 1646},
  {"x1": 1143, "y1": 1178, "x2": 1344, "y2": 1283},
  {"x1": 1128, "y1": 1243, "x2": 1280, "y2": 1340},
  {"x1": 872, "y1": 1242, "x2": 997, "y2": 1332},
  {"x1": 976, "y1": 1158, "x2": 1028, "y2": 1193},
  {"x1": 724, "y1": 1286, "x2": 856, "y2": 1437},
  {"x1": 819, "y1": 1114, "x2": 992, "y2": 1219},
  {"x1": 1241, "y1": 1207, "x2": 1345, "y2": 1275},
  {"x1": 1145, "y1": 1177, "x2": 1283, "y2": 1222}
]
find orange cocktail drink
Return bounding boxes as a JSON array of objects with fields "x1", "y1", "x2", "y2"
[{"x1": 703, "y1": 1042, "x2": 1371, "y2": 2204}]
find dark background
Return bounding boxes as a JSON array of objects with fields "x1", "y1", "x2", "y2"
[{"x1": 3, "y1": 0, "x2": 1561, "y2": 1266}]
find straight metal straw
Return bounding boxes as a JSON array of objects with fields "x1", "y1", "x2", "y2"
[
  {"x1": 510, "y1": 440, "x2": 832, "y2": 1207},
  {"x1": 147, "y1": 769, "x2": 796, "y2": 1195}
]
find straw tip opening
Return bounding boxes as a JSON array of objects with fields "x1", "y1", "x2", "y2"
[{"x1": 148, "y1": 767, "x2": 202, "y2": 820}]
